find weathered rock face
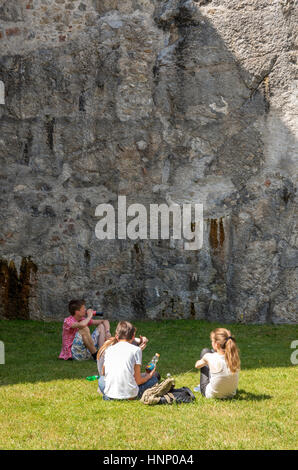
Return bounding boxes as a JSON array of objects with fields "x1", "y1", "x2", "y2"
[{"x1": 0, "y1": 0, "x2": 297, "y2": 323}]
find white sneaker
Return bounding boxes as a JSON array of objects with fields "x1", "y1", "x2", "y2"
[{"x1": 193, "y1": 384, "x2": 201, "y2": 392}]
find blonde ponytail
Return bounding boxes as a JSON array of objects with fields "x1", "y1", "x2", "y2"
[
  {"x1": 97, "y1": 336, "x2": 118, "y2": 361},
  {"x1": 211, "y1": 328, "x2": 240, "y2": 373}
]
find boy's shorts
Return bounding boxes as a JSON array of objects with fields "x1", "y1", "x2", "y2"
[{"x1": 71, "y1": 328, "x2": 100, "y2": 361}]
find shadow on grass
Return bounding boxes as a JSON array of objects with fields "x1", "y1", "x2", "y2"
[
  {"x1": 227, "y1": 389, "x2": 272, "y2": 402},
  {"x1": 0, "y1": 319, "x2": 297, "y2": 387}
]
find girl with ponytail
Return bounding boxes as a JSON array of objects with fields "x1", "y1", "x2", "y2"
[
  {"x1": 97, "y1": 336, "x2": 118, "y2": 376},
  {"x1": 194, "y1": 328, "x2": 240, "y2": 399},
  {"x1": 97, "y1": 324, "x2": 149, "y2": 376},
  {"x1": 96, "y1": 321, "x2": 157, "y2": 400}
]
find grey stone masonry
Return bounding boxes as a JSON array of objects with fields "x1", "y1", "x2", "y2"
[{"x1": 0, "y1": 1, "x2": 297, "y2": 323}]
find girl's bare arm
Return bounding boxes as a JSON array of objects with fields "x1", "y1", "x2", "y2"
[
  {"x1": 134, "y1": 364, "x2": 155, "y2": 385},
  {"x1": 195, "y1": 356, "x2": 208, "y2": 369}
]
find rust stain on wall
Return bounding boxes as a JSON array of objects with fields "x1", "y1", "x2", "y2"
[
  {"x1": 219, "y1": 218, "x2": 225, "y2": 246},
  {"x1": 209, "y1": 218, "x2": 225, "y2": 250},
  {"x1": 209, "y1": 219, "x2": 218, "y2": 249},
  {"x1": 0, "y1": 257, "x2": 38, "y2": 319}
]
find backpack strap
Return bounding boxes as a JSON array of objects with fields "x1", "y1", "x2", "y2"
[
  {"x1": 163, "y1": 392, "x2": 176, "y2": 404},
  {"x1": 140, "y1": 378, "x2": 176, "y2": 405}
]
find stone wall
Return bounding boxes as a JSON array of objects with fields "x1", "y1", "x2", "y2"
[
  {"x1": 0, "y1": 0, "x2": 98, "y2": 47},
  {"x1": 0, "y1": 0, "x2": 297, "y2": 323}
]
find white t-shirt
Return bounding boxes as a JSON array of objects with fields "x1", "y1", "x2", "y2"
[
  {"x1": 203, "y1": 352, "x2": 239, "y2": 399},
  {"x1": 103, "y1": 341, "x2": 142, "y2": 399}
]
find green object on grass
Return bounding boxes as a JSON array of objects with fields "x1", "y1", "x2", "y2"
[{"x1": 86, "y1": 375, "x2": 100, "y2": 381}]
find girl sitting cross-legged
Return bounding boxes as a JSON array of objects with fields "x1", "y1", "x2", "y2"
[
  {"x1": 97, "y1": 321, "x2": 159, "y2": 401},
  {"x1": 195, "y1": 328, "x2": 240, "y2": 399}
]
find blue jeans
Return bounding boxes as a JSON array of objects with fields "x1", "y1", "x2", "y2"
[
  {"x1": 137, "y1": 376, "x2": 158, "y2": 398},
  {"x1": 98, "y1": 375, "x2": 158, "y2": 400}
]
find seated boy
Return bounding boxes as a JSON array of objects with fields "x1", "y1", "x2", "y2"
[
  {"x1": 59, "y1": 299, "x2": 111, "y2": 361},
  {"x1": 97, "y1": 321, "x2": 158, "y2": 400}
]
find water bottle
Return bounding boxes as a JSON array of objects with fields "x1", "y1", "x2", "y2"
[
  {"x1": 145, "y1": 353, "x2": 160, "y2": 373},
  {"x1": 92, "y1": 311, "x2": 104, "y2": 317},
  {"x1": 86, "y1": 375, "x2": 100, "y2": 381},
  {"x1": 88, "y1": 307, "x2": 104, "y2": 317}
]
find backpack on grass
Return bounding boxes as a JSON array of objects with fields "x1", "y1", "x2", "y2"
[
  {"x1": 159, "y1": 387, "x2": 196, "y2": 405},
  {"x1": 140, "y1": 378, "x2": 195, "y2": 405}
]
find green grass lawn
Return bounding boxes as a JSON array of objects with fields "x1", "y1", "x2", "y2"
[{"x1": 0, "y1": 319, "x2": 297, "y2": 450}]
